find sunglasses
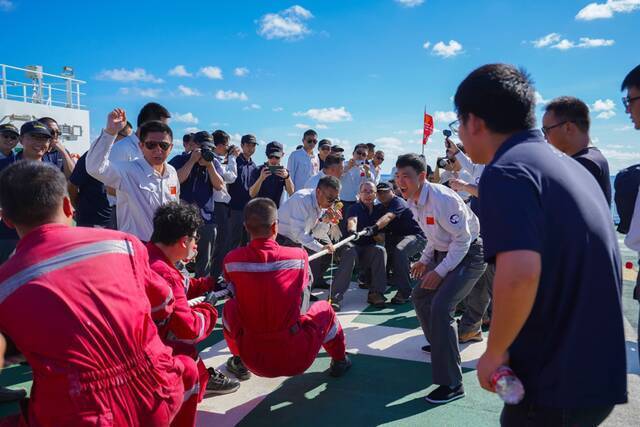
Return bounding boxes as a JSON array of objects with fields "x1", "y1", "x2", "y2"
[
  {"x1": 305, "y1": 139, "x2": 318, "y2": 144},
  {"x1": 0, "y1": 133, "x2": 18, "y2": 141},
  {"x1": 143, "y1": 140, "x2": 171, "y2": 151},
  {"x1": 355, "y1": 151, "x2": 367, "y2": 156},
  {"x1": 375, "y1": 156, "x2": 385, "y2": 161},
  {"x1": 449, "y1": 120, "x2": 460, "y2": 135},
  {"x1": 320, "y1": 146, "x2": 331, "y2": 151},
  {"x1": 189, "y1": 233, "x2": 200, "y2": 243}
]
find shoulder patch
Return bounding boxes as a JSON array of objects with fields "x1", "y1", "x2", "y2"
[{"x1": 449, "y1": 214, "x2": 460, "y2": 225}]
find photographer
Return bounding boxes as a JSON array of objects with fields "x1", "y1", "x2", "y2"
[
  {"x1": 228, "y1": 134, "x2": 258, "y2": 249},
  {"x1": 249, "y1": 141, "x2": 294, "y2": 207},
  {"x1": 340, "y1": 144, "x2": 372, "y2": 224},
  {"x1": 169, "y1": 131, "x2": 224, "y2": 277},
  {"x1": 318, "y1": 139, "x2": 332, "y2": 169},
  {"x1": 435, "y1": 147, "x2": 473, "y2": 201}
]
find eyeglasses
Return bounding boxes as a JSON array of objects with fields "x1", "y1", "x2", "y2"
[
  {"x1": 143, "y1": 140, "x2": 171, "y2": 151},
  {"x1": 322, "y1": 191, "x2": 340, "y2": 204},
  {"x1": 375, "y1": 156, "x2": 385, "y2": 161},
  {"x1": 305, "y1": 139, "x2": 318, "y2": 144},
  {"x1": 355, "y1": 151, "x2": 367, "y2": 156},
  {"x1": 541, "y1": 121, "x2": 568, "y2": 136},
  {"x1": 623, "y1": 95, "x2": 640, "y2": 109},
  {"x1": 190, "y1": 233, "x2": 200, "y2": 243},
  {"x1": 320, "y1": 146, "x2": 331, "y2": 151},
  {"x1": 449, "y1": 120, "x2": 460, "y2": 135}
]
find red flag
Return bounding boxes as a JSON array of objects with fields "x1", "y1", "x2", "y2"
[{"x1": 422, "y1": 110, "x2": 434, "y2": 145}]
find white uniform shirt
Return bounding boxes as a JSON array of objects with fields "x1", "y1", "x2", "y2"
[
  {"x1": 210, "y1": 153, "x2": 237, "y2": 204},
  {"x1": 340, "y1": 161, "x2": 370, "y2": 202},
  {"x1": 287, "y1": 149, "x2": 319, "y2": 191},
  {"x1": 455, "y1": 151, "x2": 485, "y2": 187},
  {"x1": 625, "y1": 185, "x2": 640, "y2": 252},
  {"x1": 106, "y1": 133, "x2": 141, "y2": 206},
  {"x1": 303, "y1": 171, "x2": 326, "y2": 190},
  {"x1": 86, "y1": 130, "x2": 180, "y2": 241},
  {"x1": 278, "y1": 188, "x2": 330, "y2": 252},
  {"x1": 408, "y1": 181, "x2": 480, "y2": 278},
  {"x1": 439, "y1": 169, "x2": 473, "y2": 200}
]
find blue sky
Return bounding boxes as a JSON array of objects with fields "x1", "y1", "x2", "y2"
[{"x1": 2, "y1": 0, "x2": 640, "y2": 173}]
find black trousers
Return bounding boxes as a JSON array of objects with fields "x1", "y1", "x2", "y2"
[{"x1": 501, "y1": 403, "x2": 614, "y2": 427}]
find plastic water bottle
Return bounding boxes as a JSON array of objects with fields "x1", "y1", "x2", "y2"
[{"x1": 491, "y1": 366, "x2": 525, "y2": 404}]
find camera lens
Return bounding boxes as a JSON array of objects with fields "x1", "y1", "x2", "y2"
[
  {"x1": 201, "y1": 149, "x2": 214, "y2": 162},
  {"x1": 437, "y1": 158, "x2": 449, "y2": 168}
]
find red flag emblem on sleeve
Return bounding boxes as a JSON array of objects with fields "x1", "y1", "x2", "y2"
[
  {"x1": 426, "y1": 216, "x2": 435, "y2": 225},
  {"x1": 423, "y1": 111, "x2": 434, "y2": 145},
  {"x1": 170, "y1": 186, "x2": 177, "y2": 195}
]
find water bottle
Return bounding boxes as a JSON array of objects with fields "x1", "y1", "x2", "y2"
[{"x1": 491, "y1": 366, "x2": 524, "y2": 404}]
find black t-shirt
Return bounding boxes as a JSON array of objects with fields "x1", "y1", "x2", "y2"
[
  {"x1": 69, "y1": 153, "x2": 113, "y2": 227},
  {"x1": 249, "y1": 165, "x2": 286, "y2": 208},
  {"x1": 347, "y1": 202, "x2": 384, "y2": 246},
  {"x1": 572, "y1": 146, "x2": 612, "y2": 206},
  {"x1": 383, "y1": 196, "x2": 424, "y2": 238},
  {"x1": 479, "y1": 130, "x2": 626, "y2": 408}
]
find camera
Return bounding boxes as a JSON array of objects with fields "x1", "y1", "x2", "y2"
[
  {"x1": 267, "y1": 165, "x2": 284, "y2": 174},
  {"x1": 437, "y1": 157, "x2": 450, "y2": 168},
  {"x1": 201, "y1": 148, "x2": 215, "y2": 162}
]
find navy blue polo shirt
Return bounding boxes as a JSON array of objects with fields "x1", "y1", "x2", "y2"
[
  {"x1": 228, "y1": 154, "x2": 257, "y2": 211},
  {"x1": 169, "y1": 153, "x2": 215, "y2": 223},
  {"x1": 42, "y1": 150, "x2": 66, "y2": 172},
  {"x1": 249, "y1": 165, "x2": 286, "y2": 208},
  {"x1": 69, "y1": 153, "x2": 112, "y2": 227},
  {"x1": 479, "y1": 129, "x2": 626, "y2": 408},
  {"x1": 572, "y1": 146, "x2": 611, "y2": 207},
  {"x1": 347, "y1": 202, "x2": 384, "y2": 246},
  {"x1": 383, "y1": 196, "x2": 424, "y2": 238}
]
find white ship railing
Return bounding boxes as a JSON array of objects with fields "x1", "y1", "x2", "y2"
[{"x1": 0, "y1": 64, "x2": 86, "y2": 110}]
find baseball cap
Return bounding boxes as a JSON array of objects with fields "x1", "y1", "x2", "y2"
[
  {"x1": 241, "y1": 134, "x2": 258, "y2": 145},
  {"x1": 192, "y1": 131, "x2": 215, "y2": 148},
  {"x1": 20, "y1": 121, "x2": 52, "y2": 137},
  {"x1": 266, "y1": 141, "x2": 284, "y2": 158},
  {"x1": 0, "y1": 123, "x2": 19, "y2": 137},
  {"x1": 377, "y1": 182, "x2": 393, "y2": 192},
  {"x1": 330, "y1": 145, "x2": 345, "y2": 153},
  {"x1": 318, "y1": 139, "x2": 332, "y2": 149}
]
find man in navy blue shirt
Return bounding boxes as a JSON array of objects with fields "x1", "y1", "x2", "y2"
[
  {"x1": 169, "y1": 131, "x2": 224, "y2": 277},
  {"x1": 228, "y1": 134, "x2": 258, "y2": 249},
  {"x1": 454, "y1": 63, "x2": 626, "y2": 425},
  {"x1": 249, "y1": 141, "x2": 294, "y2": 207},
  {"x1": 542, "y1": 96, "x2": 611, "y2": 206},
  {"x1": 69, "y1": 152, "x2": 112, "y2": 228}
]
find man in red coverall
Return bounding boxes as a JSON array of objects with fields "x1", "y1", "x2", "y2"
[
  {"x1": 147, "y1": 201, "x2": 240, "y2": 399},
  {"x1": 0, "y1": 161, "x2": 199, "y2": 426},
  {"x1": 222, "y1": 197, "x2": 351, "y2": 378}
]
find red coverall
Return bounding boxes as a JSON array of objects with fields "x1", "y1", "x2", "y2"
[
  {"x1": 0, "y1": 224, "x2": 199, "y2": 427},
  {"x1": 147, "y1": 243, "x2": 218, "y2": 407},
  {"x1": 222, "y1": 238, "x2": 346, "y2": 377}
]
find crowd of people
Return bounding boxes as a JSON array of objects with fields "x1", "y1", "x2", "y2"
[{"x1": 0, "y1": 61, "x2": 638, "y2": 426}]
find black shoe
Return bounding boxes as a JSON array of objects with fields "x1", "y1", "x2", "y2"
[
  {"x1": 367, "y1": 292, "x2": 387, "y2": 308},
  {"x1": 390, "y1": 293, "x2": 410, "y2": 305},
  {"x1": 329, "y1": 355, "x2": 352, "y2": 377},
  {"x1": 425, "y1": 385, "x2": 465, "y2": 404},
  {"x1": 309, "y1": 294, "x2": 319, "y2": 302},
  {"x1": 205, "y1": 368, "x2": 240, "y2": 396},
  {"x1": 314, "y1": 280, "x2": 331, "y2": 290},
  {"x1": 330, "y1": 300, "x2": 342, "y2": 312},
  {"x1": 0, "y1": 386, "x2": 26, "y2": 403},
  {"x1": 358, "y1": 280, "x2": 371, "y2": 290},
  {"x1": 226, "y1": 356, "x2": 251, "y2": 381},
  {"x1": 421, "y1": 345, "x2": 431, "y2": 353}
]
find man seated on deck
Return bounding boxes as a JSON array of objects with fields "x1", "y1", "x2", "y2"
[
  {"x1": 147, "y1": 201, "x2": 241, "y2": 399},
  {"x1": 0, "y1": 161, "x2": 200, "y2": 426},
  {"x1": 222, "y1": 198, "x2": 351, "y2": 378}
]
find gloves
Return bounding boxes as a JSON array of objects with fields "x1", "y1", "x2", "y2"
[
  {"x1": 202, "y1": 291, "x2": 218, "y2": 307},
  {"x1": 348, "y1": 230, "x2": 360, "y2": 241},
  {"x1": 363, "y1": 224, "x2": 380, "y2": 237}
]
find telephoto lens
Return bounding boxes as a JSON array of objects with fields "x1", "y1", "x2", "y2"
[
  {"x1": 201, "y1": 149, "x2": 215, "y2": 162},
  {"x1": 443, "y1": 129, "x2": 452, "y2": 137},
  {"x1": 437, "y1": 157, "x2": 450, "y2": 168}
]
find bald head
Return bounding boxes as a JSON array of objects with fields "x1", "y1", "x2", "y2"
[{"x1": 244, "y1": 198, "x2": 278, "y2": 239}]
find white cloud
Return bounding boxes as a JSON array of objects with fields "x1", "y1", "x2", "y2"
[
  {"x1": 0, "y1": 0, "x2": 14, "y2": 11},
  {"x1": 173, "y1": 112, "x2": 199, "y2": 124},
  {"x1": 592, "y1": 98, "x2": 616, "y2": 112},
  {"x1": 597, "y1": 111, "x2": 616, "y2": 119},
  {"x1": 395, "y1": 0, "x2": 424, "y2": 8},
  {"x1": 258, "y1": 5, "x2": 313, "y2": 40},
  {"x1": 535, "y1": 91, "x2": 550, "y2": 105},
  {"x1": 316, "y1": 124, "x2": 329, "y2": 129},
  {"x1": 434, "y1": 111, "x2": 457, "y2": 123},
  {"x1": 184, "y1": 127, "x2": 200, "y2": 134},
  {"x1": 576, "y1": 0, "x2": 640, "y2": 21},
  {"x1": 168, "y1": 65, "x2": 192, "y2": 77},
  {"x1": 234, "y1": 67, "x2": 249, "y2": 77},
  {"x1": 177, "y1": 85, "x2": 201, "y2": 96},
  {"x1": 215, "y1": 90, "x2": 248, "y2": 101},
  {"x1": 118, "y1": 87, "x2": 162, "y2": 98},
  {"x1": 431, "y1": 40, "x2": 463, "y2": 58},
  {"x1": 551, "y1": 39, "x2": 575, "y2": 50},
  {"x1": 273, "y1": 107, "x2": 284, "y2": 112},
  {"x1": 422, "y1": 41, "x2": 431, "y2": 49},
  {"x1": 576, "y1": 37, "x2": 615, "y2": 48},
  {"x1": 199, "y1": 66, "x2": 223, "y2": 80},
  {"x1": 97, "y1": 68, "x2": 163, "y2": 83},
  {"x1": 295, "y1": 123, "x2": 311, "y2": 129},
  {"x1": 615, "y1": 125, "x2": 634, "y2": 131},
  {"x1": 533, "y1": 33, "x2": 562, "y2": 48},
  {"x1": 294, "y1": 106, "x2": 353, "y2": 123},
  {"x1": 243, "y1": 103, "x2": 262, "y2": 110}
]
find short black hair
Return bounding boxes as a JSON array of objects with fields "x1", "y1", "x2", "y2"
[
  {"x1": 545, "y1": 96, "x2": 590, "y2": 133},
  {"x1": 323, "y1": 154, "x2": 343, "y2": 169},
  {"x1": 621, "y1": 65, "x2": 640, "y2": 91},
  {"x1": 137, "y1": 102, "x2": 171, "y2": 127},
  {"x1": 296, "y1": 145, "x2": 303, "y2": 150},
  {"x1": 317, "y1": 175, "x2": 341, "y2": 192},
  {"x1": 38, "y1": 117, "x2": 58, "y2": 126},
  {"x1": 396, "y1": 153, "x2": 426, "y2": 174},
  {"x1": 212, "y1": 130, "x2": 230, "y2": 146},
  {"x1": 183, "y1": 133, "x2": 193, "y2": 144},
  {"x1": 244, "y1": 198, "x2": 277, "y2": 237},
  {"x1": 366, "y1": 143, "x2": 375, "y2": 151},
  {"x1": 454, "y1": 63, "x2": 536, "y2": 134},
  {"x1": 303, "y1": 129, "x2": 317, "y2": 139},
  {"x1": 150, "y1": 202, "x2": 202, "y2": 245},
  {"x1": 139, "y1": 120, "x2": 173, "y2": 142},
  {"x1": 353, "y1": 143, "x2": 368, "y2": 153},
  {"x1": 124, "y1": 121, "x2": 133, "y2": 130},
  {"x1": 0, "y1": 161, "x2": 68, "y2": 227}
]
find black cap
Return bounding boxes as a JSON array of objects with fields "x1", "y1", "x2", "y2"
[
  {"x1": 377, "y1": 182, "x2": 393, "y2": 192},
  {"x1": 241, "y1": 134, "x2": 258, "y2": 145},
  {"x1": 330, "y1": 145, "x2": 344, "y2": 153},
  {"x1": 193, "y1": 131, "x2": 215, "y2": 148},
  {"x1": 266, "y1": 141, "x2": 284, "y2": 158},
  {"x1": 20, "y1": 121, "x2": 52, "y2": 137},
  {"x1": 318, "y1": 139, "x2": 331, "y2": 148},
  {"x1": 0, "y1": 123, "x2": 19, "y2": 136}
]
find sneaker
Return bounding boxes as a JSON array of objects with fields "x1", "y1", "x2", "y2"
[
  {"x1": 390, "y1": 293, "x2": 410, "y2": 305},
  {"x1": 367, "y1": 292, "x2": 387, "y2": 308},
  {"x1": 421, "y1": 345, "x2": 431, "y2": 353},
  {"x1": 425, "y1": 384, "x2": 465, "y2": 404},
  {"x1": 458, "y1": 330, "x2": 483, "y2": 344},
  {"x1": 0, "y1": 386, "x2": 26, "y2": 403},
  {"x1": 226, "y1": 356, "x2": 251, "y2": 381},
  {"x1": 205, "y1": 368, "x2": 240, "y2": 396},
  {"x1": 358, "y1": 280, "x2": 371, "y2": 290},
  {"x1": 330, "y1": 300, "x2": 342, "y2": 312},
  {"x1": 329, "y1": 355, "x2": 352, "y2": 377}
]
